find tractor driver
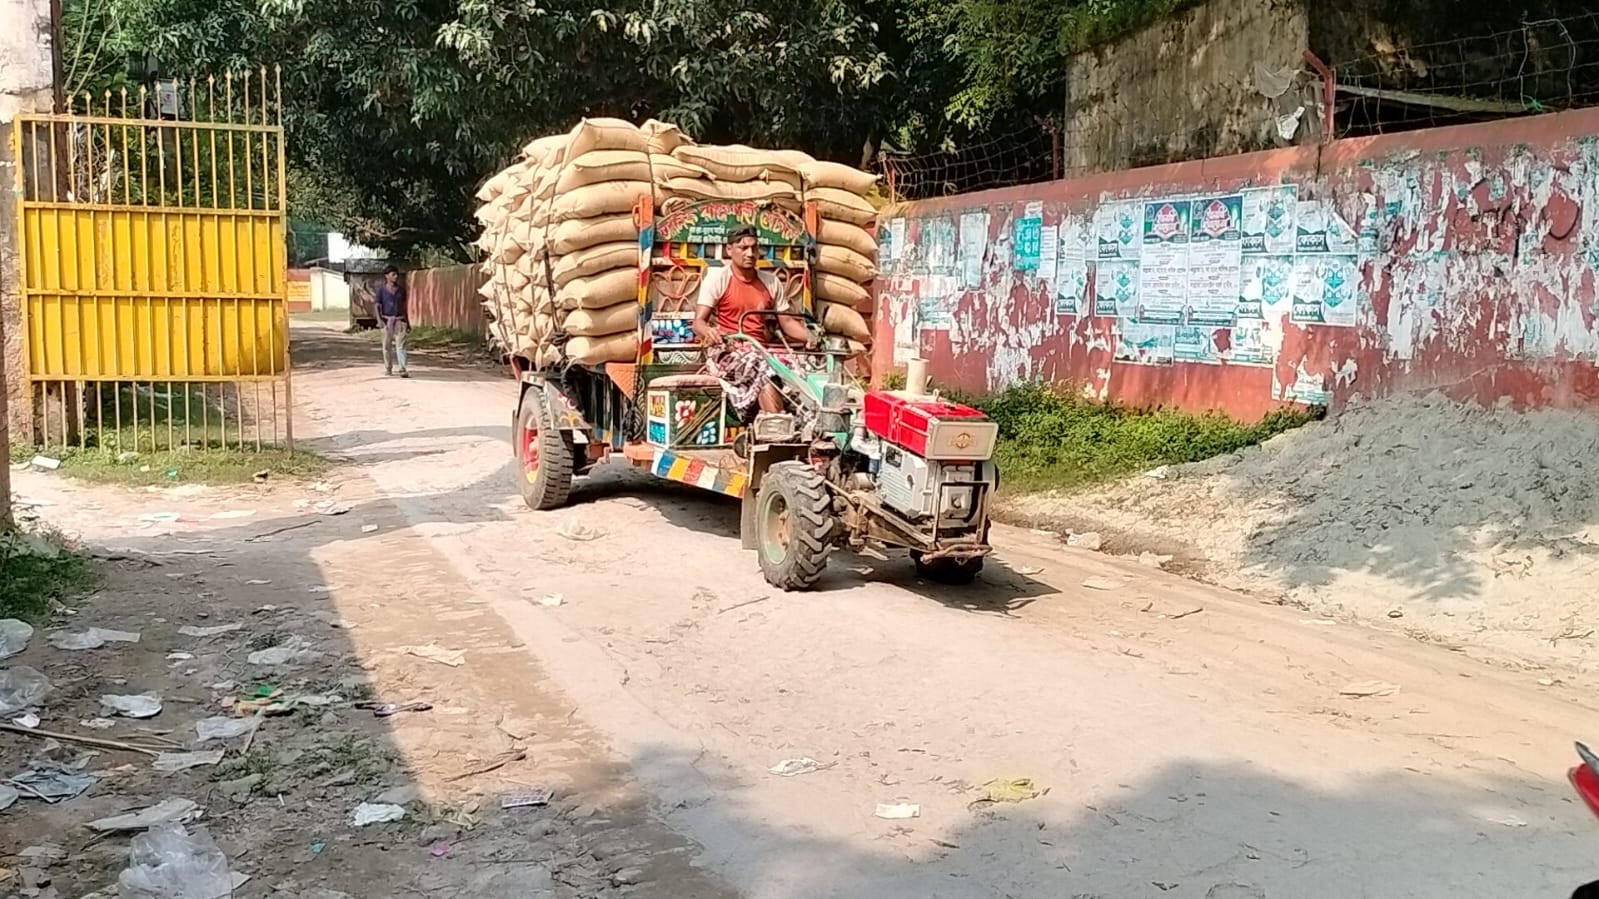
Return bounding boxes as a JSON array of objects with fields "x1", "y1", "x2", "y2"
[{"x1": 692, "y1": 225, "x2": 817, "y2": 421}]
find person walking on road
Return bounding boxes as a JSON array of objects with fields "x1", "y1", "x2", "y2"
[{"x1": 376, "y1": 265, "x2": 410, "y2": 378}]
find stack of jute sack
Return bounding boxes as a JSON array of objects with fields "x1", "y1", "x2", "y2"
[{"x1": 474, "y1": 118, "x2": 881, "y2": 368}]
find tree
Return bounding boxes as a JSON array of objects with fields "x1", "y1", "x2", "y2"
[{"x1": 80, "y1": 0, "x2": 1183, "y2": 256}]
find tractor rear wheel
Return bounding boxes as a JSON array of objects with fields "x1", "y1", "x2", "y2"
[
  {"x1": 754, "y1": 462, "x2": 836, "y2": 591},
  {"x1": 515, "y1": 388, "x2": 574, "y2": 511}
]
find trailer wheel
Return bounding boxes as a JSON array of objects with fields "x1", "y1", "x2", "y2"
[
  {"x1": 754, "y1": 462, "x2": 835, "y2": 591},
  {"x1": 515, "y1": 388, "x2": 574, "y2": 511},
  {"x1": 911, "y1": 552, "x2": 984, "y2": 585}
]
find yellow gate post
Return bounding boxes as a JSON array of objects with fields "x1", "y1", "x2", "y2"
[{"x1": 12, "y1": 68, "x2": 293, "y2": 452}]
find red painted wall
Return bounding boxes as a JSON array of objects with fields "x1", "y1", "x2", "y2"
[{"x1": 871, "y1": 107, "x2": 1599, "y2": 420}]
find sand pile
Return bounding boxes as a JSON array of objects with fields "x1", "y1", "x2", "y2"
[{"x1": 1005, "y1": 393, "x2": 1599, "y2": 674}]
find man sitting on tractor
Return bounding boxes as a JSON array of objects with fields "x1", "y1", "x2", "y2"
[{"x1": 692, "y1": 225, "x2": 818, "y2": 421}]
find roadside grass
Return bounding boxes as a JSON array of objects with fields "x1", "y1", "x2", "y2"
[
  {"x1": 962, "y1": 382, "x2": 1322, "y2": 494},
  {"x1": 359, "y1": 325, "x2": 486, "y2": 351},
  {"x1": 0, "y1": 527, "x2": 97, "y2": 620},
  {"x1": 12, "y1": 442, "x2": 325, "y2": 487},
  {"x1": 11, "y1": 381, "x2": 326, "y2": 486}
]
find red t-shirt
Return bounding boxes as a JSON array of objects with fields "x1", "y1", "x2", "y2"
[{"x1": 714, "y1": 271, "x2": 777, "y2": 341}]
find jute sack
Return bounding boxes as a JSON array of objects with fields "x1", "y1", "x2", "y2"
[
  {"x1": 552, "y1": 242, "x2": 637, "y2": 289},
  {"x1": 566, "y1": 332, "x2": 638, "y2": 365},
  {"x1": 505, "y1": 267, "x2": 531, "y2": 294},
  {"x1": 535, "y1": 344, "x2": 563, "y2": 368},
  {"x1": 521, "y1": 134, "x2": 569, "y2": 166},
  {"x1": 475, "y1": 169, "x2": 513, "y2": 203},
  {"x1": 476, "y1": 202, "x2": 509, "y2": 227},
  {"x1": 799, "y1": 161, "x2": 877, "y2": 194},
  {"x1": 564, "y1": 301, "x2": 638, "y2": 337},
  {"x1": 557, "y1": 268, "x2": 638, "y2": 310},
  {"x1": 556, "y1": 151, "x2": 711, "y2": 192},
  {"x1": 809, "y1": 187, "x2": 876, "y2": 227},
  {"x1": 816, "y1": 301, "x2": 872, "y2": 342},
  {"x1": 641, "y1": 119, "x2": 692, "y2": 155},
  {"x1": 551, "y1": 213, "x2": 637, "y2": 255},
  {"x1": 530, "y1": 164, "x2": 561, "y2": 201},
  {"x1": 663, "y1": 176, "x2": 799, "y2": 203},
  {"x1": 770, "y1": 149, "x2": 816, "y2": 169},
  {"x1": 672, "y1": 146, "x2": 802, "y2": 188},
  {"x1": 552, "y1": 180, "x2": 654, "y2": 221},
  {"x1": 494, "y1": 239, "x2": 526, "y2": 266},
  {"x1": 813, "y1": 272, "x2": 872, "y2": 309},
  {"x1": 816, "y1": 245, "x2": 876, "y2": 283},
  {"x1": 565, "y1": 118, "x2": 648, "y2": 160},
  {"x1": 816, "y1": 219, "x2": 878, "y2": 258}
]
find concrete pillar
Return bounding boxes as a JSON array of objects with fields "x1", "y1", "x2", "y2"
[{"x1": 0, "y1": 0, "x2": 56, "y2": 496}]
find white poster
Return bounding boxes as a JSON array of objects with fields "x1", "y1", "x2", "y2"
[
  {"x1": 1037, "y1": 221, "x2": 1060, "y2": 287},
  {"x1": 886, "y1": 218, "x2": 907, "y2": 262},
  {"x1": 1241, "y1": 186, "x2": 1297, "y2": 256},
  {"x1": 1054, "y1": 217, "x2": 1090, "y2": 316},
  {"x1": 1186, "y1": 194, "x2": 1244, "y2": 327},
  {"x1": 1290, "y1": 255, "x2": 1360, "y2": 327},
  {"x1": 1095, "y1": 201, "x2": 1141, "y2": 261},
  {"x1": 1138, "y1": 199, "x2": 1190, "y2": 324},
  {"x1": 957, "y1": 212, "x2": 989, "y2": 288}
]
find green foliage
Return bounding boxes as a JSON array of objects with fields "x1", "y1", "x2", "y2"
[
  {"x1": 971, "y1": 382, "x2": 1320, "y2": 493},
  {"x1": 72, "y1": 0, "x2": 1194, "y2": 255},
  {"x1": 0, "y1": 528, "x2": 96, "y2": 621}
]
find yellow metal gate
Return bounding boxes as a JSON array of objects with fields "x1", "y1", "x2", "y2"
[{"x1": 11, "y1": 69, "x2": 292, "y2": 451}]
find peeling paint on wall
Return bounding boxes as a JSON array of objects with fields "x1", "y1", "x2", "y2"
[{"x1": 873, "y1": 108, "x2": 1599, "y2": 419}]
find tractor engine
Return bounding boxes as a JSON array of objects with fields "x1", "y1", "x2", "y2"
[{"x1": 854, "y1": 392, "x2": 999, "y2": 525}]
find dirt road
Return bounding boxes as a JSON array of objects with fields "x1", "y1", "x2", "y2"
[{"x1": 9, "y1": 321, "x2": 1598, "y2": 898}]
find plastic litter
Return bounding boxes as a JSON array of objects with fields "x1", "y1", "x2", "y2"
[
  {"x1": 768, "y1": 757, "x2": 827, "y2": 777},
  {"x1": 12, "y1": 712, "x2": 39, "y2": 729},
  {"x1": 0, "y1": 620, "x2": 34, "y2": 660},
  {"x1": 500, "y1": 789, "x2": 553, "y2": 809},
  {"x1": 0, "y1": 666, "x2": 52, "y2": 715},
  {"x1": 153, "y1": 751, "x2": 226, "y2": 773},
  {"x1": 0, "y1": 784, "x2": 18, "y2": 811},
  {"x1": 350, "y1": 802, "x2": 406, "y2": 826},
  {"x1": 101, "y1": 694, "x2": 163, "y2": 719},
  {"x1": 555, "y1": 521, "x2": 603, "y2": 542},
  {"x1": 355, "y1": 701, "x2": 432, "y2": 718},
  {"x1": 30, "y1": 455, "x2": 62, "y2": 471},
  {"x1": 116, "y1": 823, "x2": 235, "y2": 899},
  {"x1": 88, "y1": 798, "x2": 201, "y2": 833},
  {"x1": 195, "y1": 717, "x2": 258, "y2": 742},
  {"x1": 177, "y1": 624, "x2": 243, "y2": 638},
  {"x1": 1066, "y1": 532, "x2": 1104, "y2": 550},
  {"x1": 9, "y1": 761, "x2": 97, "y2": 801},
  {"x1": 399, "y1": 644, "x2": 464, "y2": 667},
  {"x1": 979, "y1": 777, "x2": 1043, "y2": 803},
  {"x1": 1339, "y1": 681, "x2": 1400, "y2": 698},
  {"x1": 80, "y1": 718, "x2": 117, "y2": 730},
  {"x1": 247, "y1": 636, "x2": 313, "y2": 666},
  {"x1": 49, "y1": 627, "x2": 141, "y2": 650},
  {"x1": 537, "y1": 593, "x2": 565, "y2": 607},
  {"x1": 1081, "y1": 576, "x2": 1127, "y2": 592},
  {"x1": 874, "y1": 800, "x2": 921, "y2": 820}
]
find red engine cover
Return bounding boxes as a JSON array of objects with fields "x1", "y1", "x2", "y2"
[{"x1": 862, "y1": 392, "x2": 998, "y2": 461}]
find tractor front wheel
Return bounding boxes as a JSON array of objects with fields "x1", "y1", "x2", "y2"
[
  {"x1": 754, "y1": 462, "x2": 836, "y2": 591},
  {"x1": 515, "y1": 388, "x2": 574, "y2": 511}
]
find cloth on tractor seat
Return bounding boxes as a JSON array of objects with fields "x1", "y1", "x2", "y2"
[{"x1": 704, "y1": 341, "x2": 772, "y2": 423}]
